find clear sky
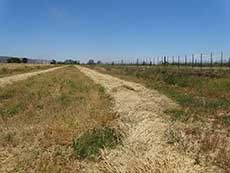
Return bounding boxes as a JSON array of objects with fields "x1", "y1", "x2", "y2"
[{"x1": 0, "y1": 0, "x2": 229, "y2": 62}]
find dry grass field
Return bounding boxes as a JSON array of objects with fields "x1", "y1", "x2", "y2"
[
  {"x1": 0, "y1": 64, "x2": 55, "y2": 78},
  {"x1": 0, "y1": 66, "x2": 118, "y2": 172},
  {"x1": 1, "y1": 64, "x2": 229, "y2": 172},
  {"x1": 91, "y1": 65, "x2": 230, "y2": 172}
]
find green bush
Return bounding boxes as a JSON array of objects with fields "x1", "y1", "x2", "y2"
[{"x1": 73, "y1": 127, "x2": 122, "y2": 160}]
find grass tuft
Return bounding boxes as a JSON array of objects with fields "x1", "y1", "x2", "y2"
[
  {"x1": 164, "y1": 109, "x2": 186, "y2": 121},
  {"x1": 73, "y1": 127, "x2": 122, "y2": 160}
]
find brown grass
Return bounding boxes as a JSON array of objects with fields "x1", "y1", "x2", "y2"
[
  {"x1": 78, "y1": 66, "x2": 216, "y2": 173},
  {"x1": 0, "y1": 63, "x2": 55, "y2": 78},
  {"x1": 0, "y1": 66, "x2": 116, "y2": 173},
  {"x1": 90, "y1": 65, "x2": 230, "y2": 172}
]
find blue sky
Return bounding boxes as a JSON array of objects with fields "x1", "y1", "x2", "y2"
[{"x1": 0, "y1": 0, "x2": 229, "y2": 62}]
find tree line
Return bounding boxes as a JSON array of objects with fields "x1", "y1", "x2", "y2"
[{"x1": 6, "y1": 57, "x2": 28, "y2": 63}]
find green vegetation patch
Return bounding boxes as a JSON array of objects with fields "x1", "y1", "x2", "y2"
[
  {"x1": 164, "y1": 109, "x2": 187, "y2": 121},
  {"x1": 0, "y1": 104, "x2": 21, "y2": 119},
  {"x1": 73, "y1": 127, "x2": 122, "y2": 160}
]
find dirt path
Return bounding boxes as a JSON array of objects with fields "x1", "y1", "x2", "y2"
[
  {"x1": 0, "y1": 66, "x2": 63, "y2": 87},
  {"x1": 77, "y1": 66, "x2": 219, "y2": 173}
]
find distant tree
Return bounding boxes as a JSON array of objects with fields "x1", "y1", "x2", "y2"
[
  {"x1": 97, "y1": 60, "x2": 102, "y2": 64},
  {"x1": 51, "y1": 59, "x2": 57, "y2": 64},
  {"x1": 87, "y1": 59, "x2": 95, "y2": 65},
  {"x1": 63, "y1": 59, "x2": 80, "y2": 64},
  {"x1": 75, "y1": 60, "x2": 80, "y2": 64},
  {"x1": 22, "y1": 58, "x2": 28, "y2": 63},
  {"x1": 64, "y1": 59, "x2": 72, "y2": 64},
  {"x1": 7, "y1": 57, "x2": 21, "y2": 63},
  {"x1": 57, "y1": 61, "x2": 64, "y2": 64}
]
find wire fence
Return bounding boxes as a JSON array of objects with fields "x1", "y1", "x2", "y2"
[{"x1": 109, "y1": 52, "x2": 230, "y2": 70}]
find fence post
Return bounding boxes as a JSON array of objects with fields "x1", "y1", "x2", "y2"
[
  {"x1": 200, "y1": 53, "x2": 203, "y2": 69},
  {"x1": 185, "y1": 55, "x2": 187, "y2": 66},
  {"x1": 192, "y1": 54, "x2": 194, "y2": 68},
  {"x1": 221, "y1": 51, "x2": 223, "y2": 68},
  {"x1": 136, "y1": 58, "x2": 139, "y2": 66},
  {"x1": 210, "y1": 52, "x2": 213, "y2": 68},
  {"x1": 178, "y1": 56, "x2": 180, "y2": 69},
  {"x1": 163, "y1": 56, "x2": 166, "y2": 65},
  {"x1": 229, "y1": 57, "x2": 230, "y2": 70}
]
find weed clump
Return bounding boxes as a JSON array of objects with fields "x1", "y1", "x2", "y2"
[
  {"x1": 164, "y1": 109, "x2": 186, "y2": 121},
  {"x1": 73, "y1": 127, "x2": 122, "y2": 160}
]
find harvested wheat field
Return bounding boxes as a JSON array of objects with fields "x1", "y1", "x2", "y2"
[
  {"x1": 77, "y1": 66, "x2": 222, "y2": 173},
  {"x1": 0, "y1": 66, "x2": 63, "y2": 87},
  {"x1": 0, "y1": 66, "x2": 117, "y2": 173},
  {"x1": 91, "y1": 65, "x2": 230, "y2": 172},
  {"x1": 0, "y1": 64, "x2": 56, "y2": 78},
  {"x1": 1, "y1": 0, "x2": 229, "y2": 172},
  {"x1": 0, "y1": 65, "x2": 225, "y2": 173}
]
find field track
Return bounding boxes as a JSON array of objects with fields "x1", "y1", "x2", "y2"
[
  {"x1": 0, "y1": 66, "x2": 63, "y2": 87},
  {"x1": 77, "y1": 66, "x2": 220, "y2": 173}
]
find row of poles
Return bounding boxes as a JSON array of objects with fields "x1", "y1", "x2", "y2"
[{"x1": 110, "y1": 52, "x2": 230, "y2": 69}]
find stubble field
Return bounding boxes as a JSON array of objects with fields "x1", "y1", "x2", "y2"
[{"x1": 1, "y1": 64, "x2": 230, "y2": 172}]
